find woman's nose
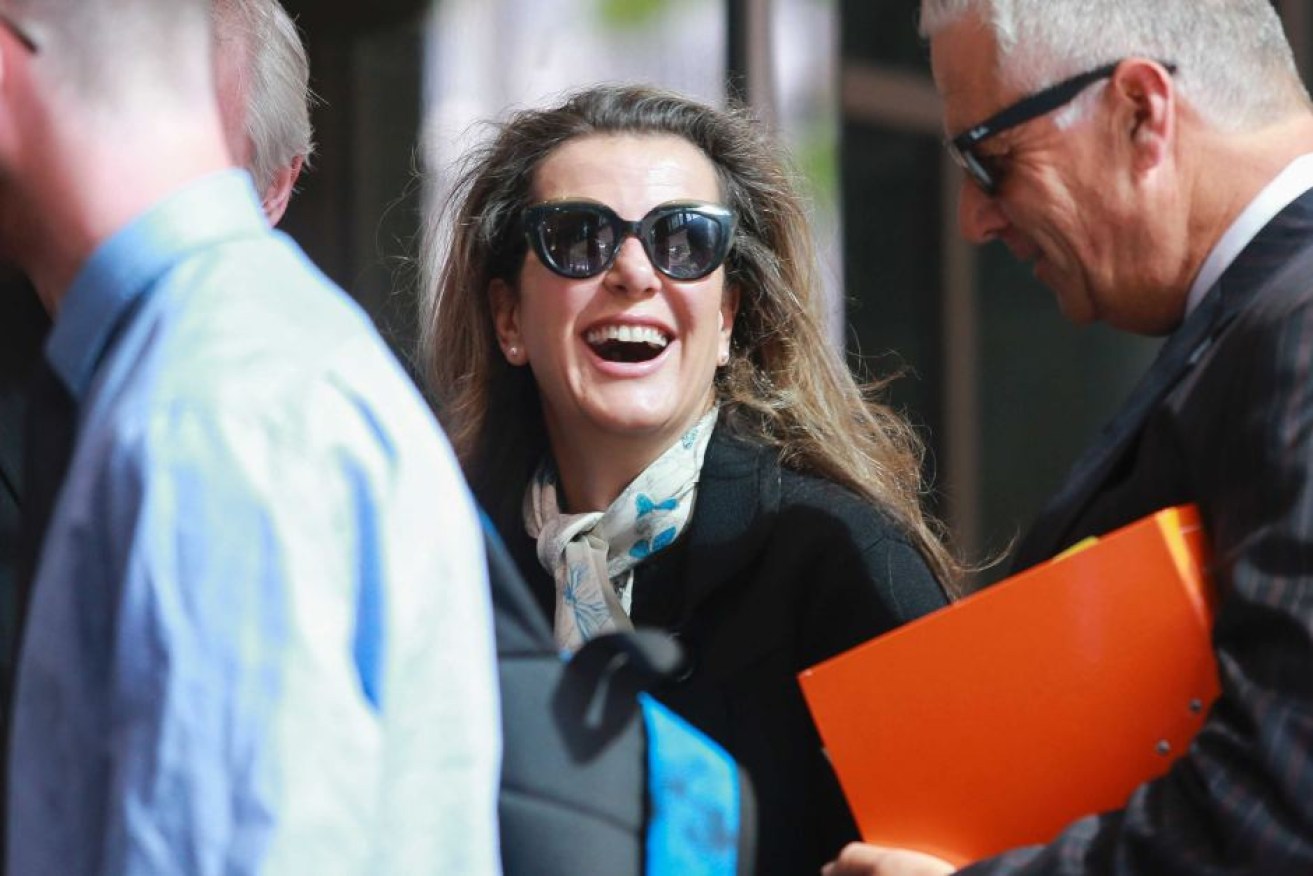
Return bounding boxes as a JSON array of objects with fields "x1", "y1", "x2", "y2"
[{"x1": 604, "y1": 235, "x2": 661, "y2": 297}]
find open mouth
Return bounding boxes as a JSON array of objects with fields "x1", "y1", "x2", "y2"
[{"x1": 584, "y1": 324, "x2": 671, "y2": 364}]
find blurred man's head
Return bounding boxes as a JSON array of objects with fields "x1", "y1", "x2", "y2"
[
  {"x1": 0, "y1": 0, "x2": 313, "y2": 307},
  {"x1": 0, "y1": 0, "x2": 213, "y2": 106},
  {"x1": 0, "y1": 0, "x2": 223, "y2": 299},
  {"x1": 213, "y1": 0, "x2": 314, "y2": 224},
  {"x1": 921, "y1": 0, "x2": 1313, "y2": 335}
]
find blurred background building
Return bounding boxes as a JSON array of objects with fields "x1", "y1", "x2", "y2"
[{"x1": 270, "y1": 0, "x2": 1309, "y2": 585}]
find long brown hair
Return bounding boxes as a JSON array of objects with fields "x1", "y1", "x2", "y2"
[{"x1": 419, "y1": 83, "x2": 960, "y2": 588}]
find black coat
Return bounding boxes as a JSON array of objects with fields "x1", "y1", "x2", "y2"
[
  {"x1": 962, "y1": 192, "x2": 1313, "y2": 874},
  {"x1": 496, "y1": 425, "x2": 948, "y2": 876}
]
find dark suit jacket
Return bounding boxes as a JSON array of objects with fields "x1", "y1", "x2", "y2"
[
  {"x1": 964, "y1": 193, "x2": 1313, "y2": 874},
  {"x1": 497, "y1": 425, "x2": 949, "y2": 876},
  {"x1": 0, "y1": 276, "x2": 49, "y2": 709}
]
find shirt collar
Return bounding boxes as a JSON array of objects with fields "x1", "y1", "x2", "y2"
[
  {"x1": 1186, "y1": 152, "x2": 1313, "y2": 315},
  {"x1": 46, "y1": 169, "x2": 266, "y2": 402}
]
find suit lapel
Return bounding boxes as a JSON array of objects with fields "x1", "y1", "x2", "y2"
[{"x1": 1013, "y1": 190, "x2": 1313, "y2": 569}]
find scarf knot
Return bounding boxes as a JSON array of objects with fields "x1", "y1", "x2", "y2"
[{"x1": 525, "y1": 408, "x2": 718, "y2": 651}]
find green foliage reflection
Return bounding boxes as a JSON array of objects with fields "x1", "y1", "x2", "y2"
[{"x1": 597, "y1": 0, "x2": 667, "y2": 29}]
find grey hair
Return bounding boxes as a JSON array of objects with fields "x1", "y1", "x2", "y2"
[
  {"x1": 214, "y1": 0, "x2": 315, "y2": 192},
  {"x1": 919, "y1": 0, "x2": 1310, "y2": 132}
]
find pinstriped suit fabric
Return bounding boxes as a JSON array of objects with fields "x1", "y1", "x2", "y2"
[{"x1": 965, "y1": 193, "x2": 1313, "y2": 875}]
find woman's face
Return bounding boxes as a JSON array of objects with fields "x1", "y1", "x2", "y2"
[{"x1": 491, "y1": 133, "x2": 738, "y2": 461}]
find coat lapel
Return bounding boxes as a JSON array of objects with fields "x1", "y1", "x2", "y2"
[
  {"x1": 1013, "y1": 190, "x2": 1313, "y2": 569},
  {"x1": 678, "y1": 427, "x2": 781, "y2": 621}
]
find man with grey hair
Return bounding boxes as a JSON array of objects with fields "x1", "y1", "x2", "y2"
[
  {"x1": 827, "y1": 0, "x2": 1313, "y2": 874},
  {"x1": 0, "y1": 0, "x2": 501, "y2": 873},
  {"x1": 0, "y1": 0, "x2": 312, "y2": 711},
  {"x1": 212, "y1": 0, "x2": 313, "y2": 224}
]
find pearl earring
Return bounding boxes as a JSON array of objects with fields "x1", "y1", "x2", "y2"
[
  {"x1": 507, "y1": 344, "x2": 521, "y2": 362},
  {"x1": 717, "y1": 350, "x2": 730, "y2": 366}
]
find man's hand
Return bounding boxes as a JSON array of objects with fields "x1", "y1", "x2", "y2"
[{"x1": 821, "y1": 843, "x2": 956, "y2": 876}]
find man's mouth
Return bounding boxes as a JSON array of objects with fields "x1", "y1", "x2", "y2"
[{"x1": 584, "y1": 324, "x2": 671, "y2": 364}]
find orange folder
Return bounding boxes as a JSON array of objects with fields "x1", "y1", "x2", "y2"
[{"x1": 798, "y1": 505, "x2": 1219, "y2": 867}]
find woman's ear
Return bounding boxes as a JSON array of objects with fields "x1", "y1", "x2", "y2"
[
  {"x1": 717, "y1": 283, "x2": 740, "y2": 365},
  {"x1": 490, "y1": 278, "x2": 527, "y2": 365}
]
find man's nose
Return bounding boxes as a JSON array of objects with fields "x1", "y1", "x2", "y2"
[{"x1": 957, "y1": 178, "x2": 1009, "y2": 244}]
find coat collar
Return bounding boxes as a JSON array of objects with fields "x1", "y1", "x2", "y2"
[
  {"x1": 676, "y1": 424, "x2": 782, "y2": 620},
  {"x1": 1013, "y1": 189, "x2": 1313, "y2": 569}
]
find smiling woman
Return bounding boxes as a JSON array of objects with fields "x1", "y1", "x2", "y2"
[
  {"x1": 420, "y1": 83, "x2": 958, "y2": 876},
  {"x1": 487, "y1": 132, "x2": 738, "y2": 515}
]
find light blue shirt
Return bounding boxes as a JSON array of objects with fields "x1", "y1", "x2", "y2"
[{"x1": 9, "y1": 172, "x2": 502, "y2": 875}]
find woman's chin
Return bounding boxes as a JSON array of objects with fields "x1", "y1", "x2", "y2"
[
  {"x1": 586, "y1": 407, "x2": 689, "y2": 440},
  {"x1": 578, "y1": 396, "x2": 709, "y2": 446},
  {"x1": 543, "y1": 363, "x2": 717, "y2": 452}
]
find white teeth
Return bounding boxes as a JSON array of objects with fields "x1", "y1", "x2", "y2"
[{"x1": 585, "y1": 325, "x2": 670, "y2": 348}]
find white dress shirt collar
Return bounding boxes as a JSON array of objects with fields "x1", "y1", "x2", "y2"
[{"x1": 1186, "y1": 152, "x2": 1313, "y2": 315}]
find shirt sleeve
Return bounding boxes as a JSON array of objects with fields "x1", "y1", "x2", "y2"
[{"x1": 91, "y1": 375, "x2": 501, "y2": 874}]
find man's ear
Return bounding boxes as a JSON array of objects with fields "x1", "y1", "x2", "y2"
[
  {"x1": 1109, "y1": 59, "x2": 1175, "y2": 175},
  {"x1": 489, "y1": 277, "x2": 527, "y2": 365},
  {"x1": 260, "y1": 155, "x2": 304, "y2": 226}
]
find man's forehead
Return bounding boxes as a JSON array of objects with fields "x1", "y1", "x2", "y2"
[{"x1": 929, "y1": 15, "x2": 1010, "y2": 135}]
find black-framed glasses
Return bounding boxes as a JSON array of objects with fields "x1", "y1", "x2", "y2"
[
  {"x1": 522, "y1": 199, "x2": 736, "y2": 281},
  {"x1": 947, "y1": 59, "x2": 1177, "y2": 195},
  {"x1": 0, "y1": 11, "x2": 38, "y2": 54}
]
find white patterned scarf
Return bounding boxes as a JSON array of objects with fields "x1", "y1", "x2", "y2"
[{"x1": 524, "y1": 408, "x2": 719, "y2": 652}]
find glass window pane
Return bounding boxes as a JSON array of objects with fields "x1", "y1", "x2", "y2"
[
  {"x1": 423, "y1": 0, "x2": 727, "y2": 198},
  {"x1": 771, "y1": 0, "x2": 844, "y2": 344},
  {"x1": 976, "y1": 249, "x2": 1158, "y2": 577}
]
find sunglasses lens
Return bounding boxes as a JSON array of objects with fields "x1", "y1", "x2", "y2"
[
  {"x1": 648, "y1": 209, "x2": 728, "y2": 280},
  {"x1": 536, "y1": 208, "x2": 617, "y2": 278}
]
